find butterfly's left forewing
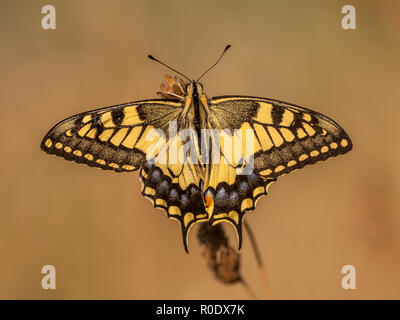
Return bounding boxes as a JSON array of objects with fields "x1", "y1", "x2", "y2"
[{"x1": 41, "y1": 100, "x2": 183, "y2": 172}]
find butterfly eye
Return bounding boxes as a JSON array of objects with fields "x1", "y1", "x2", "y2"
[{"x1": 198, "y1": 83, "x2": 204, "y2": 90}]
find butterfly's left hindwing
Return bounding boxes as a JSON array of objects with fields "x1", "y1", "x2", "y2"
[
  {"x1": 41, "y1": 100, "x2": 183, "y2": 172},
  {"x1": 140, "y1": 160, "x2": 208, "y2": 252}
]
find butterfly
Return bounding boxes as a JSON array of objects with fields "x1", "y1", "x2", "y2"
[{"x1": 41, "y1": 45, "x2": 352, "y2": 252}]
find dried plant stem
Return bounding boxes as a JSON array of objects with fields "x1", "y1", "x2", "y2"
[
  {"x1": 240, "y1": 277, "x2": 257, "y2": 300},
  {"x1": 244, "y1": 220, "x2": 272, "y2": 300}
]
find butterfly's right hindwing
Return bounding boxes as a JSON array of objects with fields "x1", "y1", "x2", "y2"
[{"x1": 41, "y1": 100, "x2": 183, "y2": 172}]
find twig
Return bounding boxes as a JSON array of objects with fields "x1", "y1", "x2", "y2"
[
  {"x1": 240, "y1": 277, "x2": 257, "y2": 300},
  {"x1": 243, "y1": 220, "x2": 272, "y2": 300}
]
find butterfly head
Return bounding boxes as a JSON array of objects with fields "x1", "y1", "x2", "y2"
[
  {"x1": 185, "y1": 82, "x2": 194, "y2": 96},
  {"x1": 185, "y1": 81, "x2": 204, "y2": 97},
  {"x1": 195, "y1": 81, "x2": 204, "y2": 94}
]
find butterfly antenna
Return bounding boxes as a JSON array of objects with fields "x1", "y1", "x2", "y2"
[
  {"x1": 148, "y1": 54, "x2": 191, "y2": 82},
  {"x1": 196, "y1": 45, "x2": 231, "y2": 82}
]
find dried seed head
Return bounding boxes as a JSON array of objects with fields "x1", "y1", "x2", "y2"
[
  {"x1": 158, "y1": 75, "x2": 187, "y2": 99},
  {"x1": 197, "y1": 222, "x2": 241, "y2": 284}
]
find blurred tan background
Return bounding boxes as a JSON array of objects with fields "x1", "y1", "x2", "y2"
[{"x1": 0, "y1": 0, "x2": 399, "y2": 299}]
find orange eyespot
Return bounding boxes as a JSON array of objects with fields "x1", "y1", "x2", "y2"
[{"x1": 204, "y1": 192, "x2": 214, "y2": 208}]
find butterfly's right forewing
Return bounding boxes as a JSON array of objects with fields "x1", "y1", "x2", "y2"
[{"x1": 209, "y1": 96, "x2": 352, "y2": 179}]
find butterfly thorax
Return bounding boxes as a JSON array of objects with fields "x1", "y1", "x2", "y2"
[
  {"x1": 177, "y1": 82, "x2": 212, "y2": 179},
  {"x1": 179, "y1": 82, "x2": 210, "y2": 131}
]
